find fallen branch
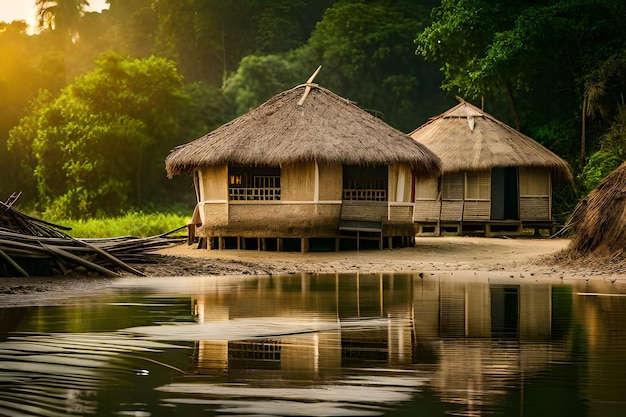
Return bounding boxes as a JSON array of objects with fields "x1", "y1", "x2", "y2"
[{"x1": 0, "y1": 193, "x2": 185, "y2": 277}]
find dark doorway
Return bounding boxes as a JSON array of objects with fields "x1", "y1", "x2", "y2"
[{"x1": 491, "y1": 167, "x2": 519, "y2": 220}]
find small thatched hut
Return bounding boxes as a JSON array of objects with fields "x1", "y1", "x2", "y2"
[
  {"x1": 166, "y1": 81, "x2": 441, "y2": 251},
  {"x1": 409, "y1": 99, "x2": 572, "y2": 236},
  {"x1": 566, "y1": 161, "x2": 626, "y2": 260}
]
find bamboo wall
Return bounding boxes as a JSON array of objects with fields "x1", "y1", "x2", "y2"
[
  {"x1": 196, "y1": 162, "x2": 342, "y2": 238},
  {"x1": 282, "y1": 162, "x2": 315, "y2": 201},
  {"x1": 194, "y1": 162, "x2": 420, "y2": 241},
  {"x1": 318, "y1": 162, "x2": 343, "y2": 201},
  {"x1": 413, "y1": 167, "x2": 553, "y2": 223},
  {"x1": 519, "y1": 168, "x2": 551, "y2": 221},
  {"x1": 199, "y1": 165, "x2": 228, "y2": 201}
]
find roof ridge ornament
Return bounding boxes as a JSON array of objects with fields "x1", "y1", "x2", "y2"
[
  {"x1": 455, "y1": 96, "x2": 476, "y2": 131},
  {"x1": 468, "y1": 115, "x2": 475, "y2": 132},
  {"x1": 297, "y1": 65, "x2": 322, "y2": 106}
]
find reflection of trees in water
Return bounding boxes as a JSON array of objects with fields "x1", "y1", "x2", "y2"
[{"x1": 0, "y1": 306, "x2": 30, "y2": 335}]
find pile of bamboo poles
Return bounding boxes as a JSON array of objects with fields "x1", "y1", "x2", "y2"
[{"x1": 0, "y1": 193, "x2": 185, "y2": 277}]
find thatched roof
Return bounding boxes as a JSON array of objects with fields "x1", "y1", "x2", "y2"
[
  {"x1": 165, "y1": 83, "x2": 441, "y2": 178},
  {"x1": 566, "y1": 161, "x2": 626, "y2": 260},
  {"x1": 409, "y1": 99, "x2": 573, "y2": 181}
]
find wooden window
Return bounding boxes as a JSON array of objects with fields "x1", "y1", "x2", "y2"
[
  {"x1": 466, "y1": 171, "x2": 490, "y2": 200},
  {"x1": 343, "y1": 165, "x2": 388, "y2": 201},
  {"x1": 519, "y1": 167, "x2": 549, "y2": 196},
  {"x1": 228, "y1": 165, "x2": 281, "y2": 201},
  {"x1": 441, "y1": 172, "x2": 464, "y2": 200}
]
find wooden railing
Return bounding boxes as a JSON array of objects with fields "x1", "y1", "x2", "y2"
[
  {"x1": 229, "y1": 187, "x2": 281, "y2": 201},
  {"x1": 230, "y1": 175, "x2": 280, "y2": 200},
  {"x1": 343, "y1": 189, "x2": 387, "y2": 201}
]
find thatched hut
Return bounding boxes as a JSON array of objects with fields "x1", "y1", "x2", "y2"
[
  {"x1": 566, "y1": 161, "x2": 626, "y2": 260},
  {"x1": 165, "y1": 81, "x2": 441, "y2": 251},
  {"x1": 409, "y1": 99, "x2": 572, "y2": 236}
]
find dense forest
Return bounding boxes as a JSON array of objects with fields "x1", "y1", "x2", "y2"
[{"x1": 0, "y1": 0, "x2": 624, "y2": 220}]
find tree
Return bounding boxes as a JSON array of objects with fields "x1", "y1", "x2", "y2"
[
  {"x1": 416, "y1": 0, "x2": 626, "y2": 165},
  {"x1": 36, "y1": 0, "x2": 90, "y2": 39},
  {"x1": 308, "y1": 0, "x2": 447, "y2": 131},
  {"x1": 223, "y1": 50, "x2": 312, "y2": 116},
  {"x1": 8, "y1": 53, "x2": 185, "y2": 217},
  {"x1": 151, "y1": 0, "x2": 335, "y2": 85},
  {"x1": 0, "y1": 22, "x2": 51, "y2": 198}
]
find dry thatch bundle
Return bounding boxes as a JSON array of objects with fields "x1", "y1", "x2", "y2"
[
  {"x1": 165, "y1": 83, "x2": 441, "y2": 178},
  {"x1": 566, "y1": 161, "x2": 626, "y2": 260},
  {"x1": 1, "y1": 194, "x2": 184, "y2": 277},
  {"x1": 409, "y1": 99, "x2": 572, "y2": 181}
]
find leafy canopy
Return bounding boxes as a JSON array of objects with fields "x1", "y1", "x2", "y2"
[
  {"x1": 416, "y1": 0, "x2": 626, "y2": 164},
  {"x1": 8, "y1": 53, "x2": 185, "y2": 218}
]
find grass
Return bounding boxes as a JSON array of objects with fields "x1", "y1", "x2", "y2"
[{"x1": 46, "y1": 211, "x2": 190, "y2": 238}]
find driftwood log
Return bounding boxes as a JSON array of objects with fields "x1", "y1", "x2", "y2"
[{"x1": 0, "y1": 193, "x2": 185, "y2": 277}]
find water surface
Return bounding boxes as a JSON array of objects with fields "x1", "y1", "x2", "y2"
[{"x1": 1, "y1": 272, "x2": 626, "y2": 416}]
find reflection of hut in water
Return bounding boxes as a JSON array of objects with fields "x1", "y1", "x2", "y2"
[
  {"x1": 409, "y1": 99, "x2": 572, "y2": 236},
  {"x1": 412, "y1": 275, "x2": 575, "y2": 412},
  {"x1": 188, "y1": 273, "x2": 416, "y2": 378},
  {"x1": 564, "y1": 161, "x2": 626, "y2": 262},
  {"x1": 412, "y1": 274, "x2": 562, "y2": 341},
  {"x1": 165, "y1": 71, "x2": 441, "y2": 252}
]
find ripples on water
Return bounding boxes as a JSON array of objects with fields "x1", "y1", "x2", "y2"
[{"x1": 1, "y1": 271, "x2": 626, "y2": 416}]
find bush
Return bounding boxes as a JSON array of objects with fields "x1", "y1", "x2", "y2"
[{"x1": 580, "y1": 149, "x2": 623, "y2": 194}]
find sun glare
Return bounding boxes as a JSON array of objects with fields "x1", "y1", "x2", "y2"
[{"x1": 0, "y1": 0, "x2": 109, "y2": 34}]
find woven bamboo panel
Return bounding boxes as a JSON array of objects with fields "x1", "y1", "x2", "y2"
[
  {"x1": 389, "y1": 205, "x2": 413, "y2": 222},
  {"x1": 341, "y1": 201, "x2": 387, "y2": 222},
  {"x1": 462, "y1": 200, "x2": 490, "y2": 220},
  {"x1": 414, "y1": 200, "x2": 440, "y2": 221},
  {"x1": 440, "y1": 200, "x2": 463, "y2": 221},
  {"x1": 520, "y1": 196, "x2": 550, "y2": 220}
]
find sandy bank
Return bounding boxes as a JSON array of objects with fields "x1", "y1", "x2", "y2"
[{"x1": 2, "y1": 236, "x2": 624, "y2": 307}]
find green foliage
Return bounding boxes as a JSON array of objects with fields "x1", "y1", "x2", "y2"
[
  {"x1": 3, "y1": 0, "x2": 626, "y2": 221},
  {"x1": 580, "y1": 150, "x2": 622, "y2": 193},
  {"x1": 579, "y1": 105, "x2": 626, "y2": 193},
  {"x1": 0, "y1": 23, "x2": 56, "y2": 198},
  {"x1": 151, "y1": 0, "x2": 334, "y2": 84},
  {"x1": 417, "y1": 0, "x2": 626, "y2": 168},
  {"x1": 416, "y1": 0, "x2": 518, "y2": 99},
  {"x1": 8, "y1": 53, "x2": 185, "y2": 218},
  {"x1": 178, "y1": 82, "x2": 229, "y2": 141},
  {"x1": 308, "y1": 0, "x2": 449, "y2": 131},
  {"x1": 45, "y1": 211, "x2": 189, "y2": 238},
  {"x1": 223, "y1": 50, "x2": 312, "y2": 116},
  {"x1": 36, "y1": 0, "x2": 90, "y2": 38}
]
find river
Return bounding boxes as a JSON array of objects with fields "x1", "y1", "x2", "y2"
[{"x1": 1, "y1": 271, "x2": 625, "y2": 416}]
